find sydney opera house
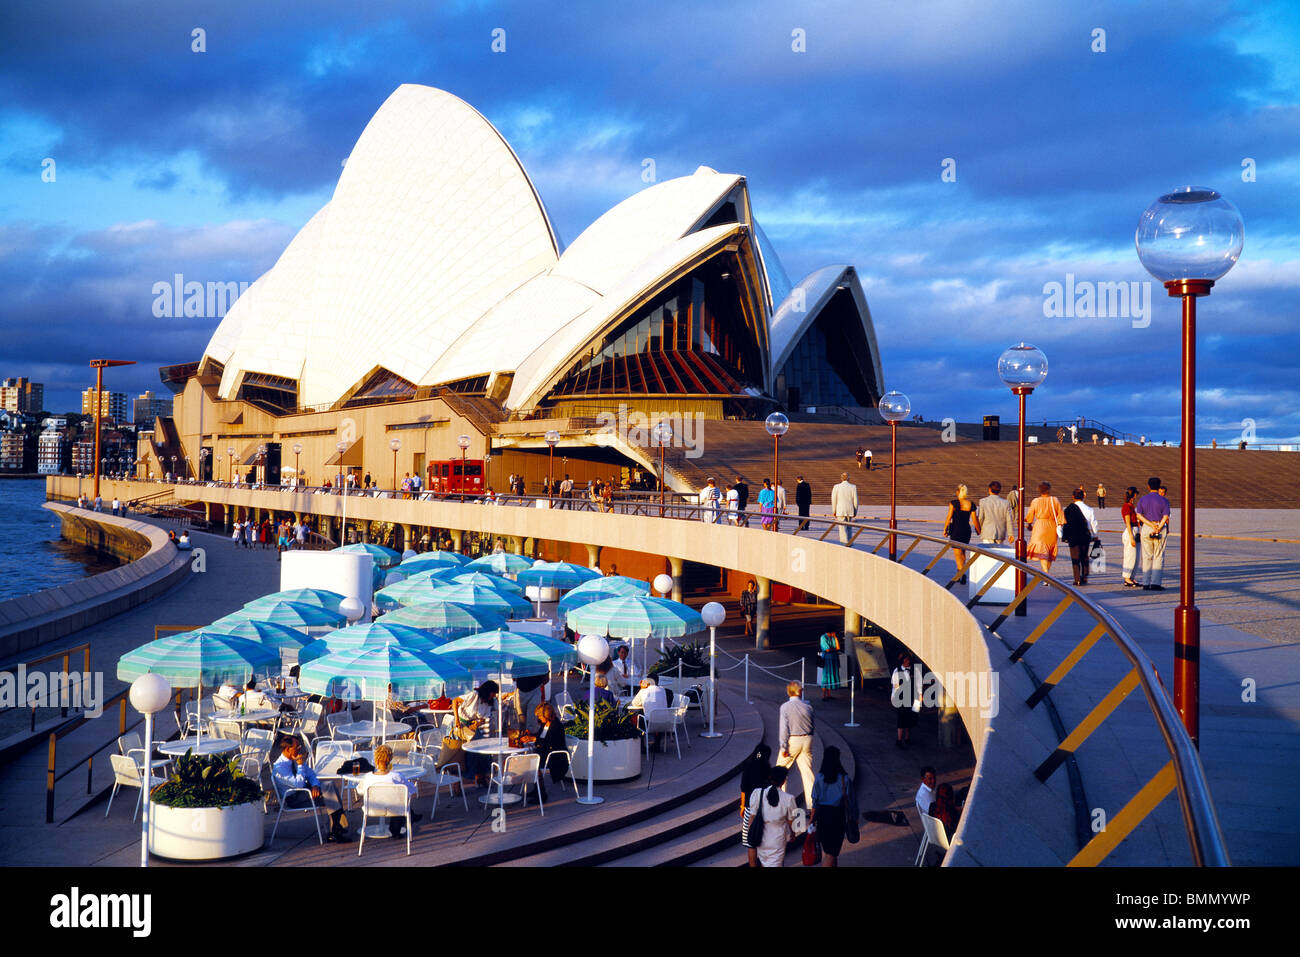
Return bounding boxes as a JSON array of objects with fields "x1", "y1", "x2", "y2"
[{"x1": 147, "y1": 85, "x2": 885, "y2": 491}]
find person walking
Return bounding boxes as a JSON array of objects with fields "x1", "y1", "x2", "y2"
[
  {"x1": 795, "y1": 475, "x2": 812, "y2": 531},
  {"x1": 831, "y1": 472, "x2": 859, "y2": 545},
  {"x1": 1096, "y1": 483, "x2": 1107, "y2": 510},
  {"x1": 231, "y1": 520, "x2": 241, "y2": 548},
  {"x1": 1135, "y1": 476, "x2": 1170, "y2": 590},
  {"x1": 810, "y1": 746, "x2": 853, "y2": 867},
  {"x1": 733, "y1": 476, "x2": 749, "y2": 527},
  {"x1": 976, "y1": 481, "x2": 1011, "y2": 544},
  {"x1": 744, "y1": 765, "x2": 800, "y2": 867},
  {"x1": 740, "y1": 580, "x2": 758, "y2": 638},
  {"x1": 942, "y1": 485, "x2": 981, "y2": 583},
  {"x1": 892, "y1": 654, "x2": 920, "y2": 748},
  {"x1": 701, "y1": 477, "x2": 722, "y2": 523},
  {"x1": 757, "y1": 478, "x2": 776, "y2": 529},
  {"x1": 1120, "y1": 486, "x2": 1141, "y2": 587},
  {"x1": 863, "y1": 448, "x2": 873, "y2": 471},
  {"x1": 855, "y1": 447, "x2": 865, "y2": 469},
  {"x1": 776, "y1": 681, "x2": 815, "y2": 807},
  {"x1": 774, "y1": 479, "x2": 786, "y2": 532},
  {"x1": 1062, "y1": 488, "x2": 1095, "y2": 586},
  {"x1": 819, "y1": 629, "x2": 841, "y2": 699},
  {"x1": 1024, "y1": 482, "x2": 1065, "y2": 574}
]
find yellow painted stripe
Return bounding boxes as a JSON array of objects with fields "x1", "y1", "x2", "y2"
[
  {"x1": 1041, "y1": 623, "x2": 1109, "y2": 689},
  {"x1": 996, "y1": 575, "x2": 1040, "y2": 618},
  {"x1": 922, "y1": 544, "x2": 952, "y2": 574},
  {"x1": 898, "y1": 537, "x2": 922, "y2": 562},
  {"x1": 1019, "y1": 595, "x2": 1075, "y2": 650},
  {"x1": 1057, "y1": 668, "x2": 1142, "y2": 755},
  {"x1": 1069, "y1": 762, "x2": 1177, "y2": 867}
]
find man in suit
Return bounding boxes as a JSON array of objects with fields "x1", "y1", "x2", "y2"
[
  {"x1": 795, "y1": 475, "x2": 812, "y2": 531},
  {"x1": 831, "y1": 472, "x2": 859, "y2": 545},
  {"x1": 733, "y1": 476, "x2": 749, "y2": 527},
  {"x1": 976, "y1": 481, "x2": 1011, "y2": 544},
  {"x1": 1062, "y1": 488, "x2": 1097, "y2": 585}
]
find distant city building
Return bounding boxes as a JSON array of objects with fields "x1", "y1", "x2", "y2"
[
  {"x1": 0, "y1": 377, "x2": 44, "y2": 414},
  {"x1": 81, "y1": 388, "x2": 127, "y2": 423},
  {"x1": 133, "y1": 390, "x2": 173, "y2": 425},
  {"x1": 72, "y1": 438, "x2": 95, "y2": 474},
  {"x1": 41, "y1": 416, "x2": 68, "y2": 431},
  {"x1": 37, "y1": 430, "x2": 68, "y2": 475},
  {"x1": 0, "y1": 431, "x2": 25, "y2": 471}
]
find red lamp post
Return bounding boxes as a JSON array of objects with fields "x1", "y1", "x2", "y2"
[
  {"x1": 878, "y1": 391, "x2": 911, "y2": 561},
  {"x1": 998, "y1": 344, "x2": 1048, "y2": 616}
]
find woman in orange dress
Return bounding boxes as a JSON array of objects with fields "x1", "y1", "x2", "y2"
[{"x1": 1024, "y1": 481, "x2": 1065, "y2": 573}]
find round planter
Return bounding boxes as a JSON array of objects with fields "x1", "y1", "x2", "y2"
[
  {"x1": 566, "y1": 734, "x2": 642, "y2": 782},
  {"x1": 148, "y1": 800, "x2": 264, "y2": 861}
]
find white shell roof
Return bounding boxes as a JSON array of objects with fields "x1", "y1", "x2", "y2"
[
  {"x1": 769, "y1": 265, "x2": 885, "y2": 394},
  {"x1": 550, "y1": 168, "x2": 744, "y2": 296}
]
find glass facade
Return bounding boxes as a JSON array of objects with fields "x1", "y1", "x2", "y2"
[
  {"x1": 547, "y1": 256, "x2": 763, "y2": 400},
  {"x1": 777, "y1": 288, "x2": 877, "y2": 409}
]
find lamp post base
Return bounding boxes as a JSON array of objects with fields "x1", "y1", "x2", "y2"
[
  {"x1": 1174, "y1": 603, "x2": 1201, "y2": 746},
  {"x1": 700, "y1": 731, "x2": 723, "y2": 739},
  {"x1": 576, "y1": 796, "x2": 606, "y2": 806}
]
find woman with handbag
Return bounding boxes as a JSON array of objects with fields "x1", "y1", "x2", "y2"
[
  {"x1": 743, "y1": 765, "x2": 799, "y2": 866},
  {"x1": 810, "y1": 746, "x2": 854, "y2": 867},
  {"x1": 1120, "y1": 486, "x2": 1141, "y2": 587},
  {"x1": 446, "y1": 680, "x2": 498, "y2": 786},
  {"x1": 818, "y1": 630, "x2": 842, "y2": 700},
  {"x1": 1024, "y1": 481, "x2": 1065, "y2": 574}
]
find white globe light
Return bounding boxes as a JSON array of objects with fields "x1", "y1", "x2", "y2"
[
  {"x1": 129, "y1": 673, "x2": 172, "y2": 714},
  {"x1": 577, "y1": 633, "x2": 610, "y2": 666},
  {"x1": 653, "y1": 573, "x2": 673, "y2": 595},
  {"x1": 701, "y1": 601, "x2": 726, "y2": 628},
  {"x1": 390, "y1": 438, "x2": 402, "y2": 452},
  {"x1": 651, "y1": 422, "x2": 673, "y2": 446},
  {"x1": 457, "y1": 434, "x2": 472, "y2": 450},
  {"x1": 544, "y1": 430, "x2": 560, "y2": 447},
  {"x1": 878, "y1": 391, "x2": 912, "y2": 423},
  {"x1": 997, "y1": 343, "x2": 1048, "y2": 391},
  {"x1": 339, "y1": 597, "x2": 365, "y2": 622},
  {"x1": 1136, "y1": 187, "x2": 1244, "y2": 283},
  {"x1": 765, "y1": 411, "x2": 790, "y2": 437}
]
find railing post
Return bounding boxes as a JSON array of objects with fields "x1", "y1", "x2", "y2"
[{"x1": 46, "y1": 734, "x2": 57, "y2": 824}]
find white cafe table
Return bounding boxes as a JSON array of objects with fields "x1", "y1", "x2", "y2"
[
  {"x1": 158, "y1": 738, "x2": 240, "y2": 757},
  {"x1": 217, "y1": 708, "x2": 281, "y2": 725},
  {"x1": 462, "y1": 737, "x2": 530, "y2": 806},
  {"x1": 335, "y1": 720, "x2": 410, "y2": 741}
]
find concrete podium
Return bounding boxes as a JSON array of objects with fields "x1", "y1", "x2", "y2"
[{"x1": 968, "y1": 545, "x2": 1017, "y2": 604}]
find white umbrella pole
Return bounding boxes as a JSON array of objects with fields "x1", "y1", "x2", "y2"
[
  {"x1": 197, "y1": 681, "x2": 203, "y2": 748},
  {"x1": 141, "y1": 706, "x2": 153, "y2": 867},
  {"x1": 577, "y1": 666, "x2": 603, "y2": 805}
]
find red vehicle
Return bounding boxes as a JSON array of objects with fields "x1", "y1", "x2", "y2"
[{"x1": 426, "y1": 459, "x2": 485, "y2": 496}]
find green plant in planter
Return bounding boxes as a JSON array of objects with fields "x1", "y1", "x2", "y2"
[
  {"x1": 564, "y1": 700, "x2": 642, "y2": 742},
  {"x1": 150, "y1": 750, "x2": 262, "y2": 809},
  {"x1": 647, "y1": 641, "x2": 709, "y2": 678}
]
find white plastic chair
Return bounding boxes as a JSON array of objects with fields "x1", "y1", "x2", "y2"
[
  {"x1": 269, "y1": 761, "x2": 325, "y2": 844},
  {"x1": 642, "y1": 705, "x2": 683, "y2": 759},
  {"x1": 555, "y1": 691, "x2": 576, "y2": 720},
  {"x1": 384, "y1": 738, "x2": 416, "y2": 761},
  {"x1": 542, "y1": 749, "x2": 576, "y2": 796},
  {"x1": 298, "y1": 701, "x2": 325, "y2": 740},
  {"x1": 106, "y1": 753, "x2": 165, "y2": 821},
  {"x1": 489, "y1": 753, "x2": 544, "y2": 815},
  {"x1": 117, "y1": 731, "x2": 168, "y2": 774},
  {"x1": 181, "y1": 705, "x2": 204, "y2": 739},
  {"x1": 326, "y1": 713, "x2": 355, "y2": 740},
  {"x1": 429, "y1": 759, "x2": 468, "y2": 817},
  {"x1": 358, "y1": 784, "x2": 412, "y2": 856},
  {"x1": 211, "y1": 718, "x2": 244, "y2": 744},
  {"x1": 415, "y1": 728, "x2": 443, "y2": 754},
  {"x1": 914, "y1": 811, "x2": 952, "y2": 866}
]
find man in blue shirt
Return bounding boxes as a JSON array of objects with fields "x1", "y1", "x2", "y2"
[
  {"x1": 1134, "y1": 476, "x2": 1171, "y2": 590},
  {"x1": 272, "y1": 738, "x2": 351, "y2": 841}
]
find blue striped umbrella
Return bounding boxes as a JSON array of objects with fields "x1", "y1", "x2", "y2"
[
  {"x1": 207, "y1": 619, "x2": 315, "y2": 655},
  {"x1": 245, "y1": 588, "x2": 346, "y2": 613},
  {"x1": 334, "y1": 543, "x2": 402, "y2": 568},
  {"x1": 228, "y1": 599, "x2": 348, "y2": 629},
  {"x1": 426, "y1": 583, "x2": 533, "y2": 619},
  {"x1": 298, "y1": 621, "x2": 445, "y2": 664},
  {"x1": 516, "y1": 562, "x2": 601, "y2": 590},
  {"x1": 375, "y1": 573, "x2": 463, "y2": 611},
  {"x1": 434, "y1": 630, "x2": 579, "y2": 735},
  {"x1": 556, "y1": 577, "x2": 652, "y2": 616},
  {"x1": 381, "y1": 600, "x2": 507, "y2": 638},
  {"x1": 399, "y1": 552, "x2": 469, "y2": 575},
  {"x1": 564, "y1": 595, "x2": 705, "y2": 641},
  {"x1": 445, "y1": 571, "x2": 526, "y2": 595},
  {"x1": 467, "y1": 552, "x2": 534, "y2": 575}
]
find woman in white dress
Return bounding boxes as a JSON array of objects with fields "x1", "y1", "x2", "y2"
[{"x1": 745, "y1": 765, "x2": 800, "y2": 867}]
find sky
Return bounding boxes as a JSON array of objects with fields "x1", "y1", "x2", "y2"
[{"x1": 0, "y1": 0, "x2": 1296, "y2": 444}]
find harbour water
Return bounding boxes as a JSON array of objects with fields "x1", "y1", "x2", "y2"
[{"x1": 0, "y1": 478, "x2": 123, "y2": 603}]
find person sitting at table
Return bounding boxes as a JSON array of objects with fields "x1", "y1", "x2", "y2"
[
  {"x1": 609, "y1": 644, "x2": 638, "y2": 695},
  {"x1": 272, "y1": 737, "x2": 350, "y2": 842},
  {"x1": 216, "y1": 682, "x2": 242, "y2": 710},
  {"x1": 354, "y1": 744, "x2": 422, "y2": 838},
  {"x1": 242, "y1": 679, "x2": 274, "y2": 711},
  {"x1": 593, "y1": 675, "x2": 616, "y2": 707},
  {"x1": 630, "y1": 676, "x2": 669, "y2": 752},
  {"x1": 451, "y1": 680, "x2": 498, "y2": 787},
  {"x1": 532, "y1": 702, "x2": 568, "y2": 801}
]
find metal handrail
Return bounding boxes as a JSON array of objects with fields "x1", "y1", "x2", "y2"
[{"x1": 0, "y1": 643, "x2": 92, "y2": 732}]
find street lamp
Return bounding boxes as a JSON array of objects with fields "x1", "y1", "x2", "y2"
[
  {"x1": 700, "y1": 602, "x2": 725, "y2": 739},
  {"x1": 651, "y1": 421, "x2": 672, "y2": 515},
  {"x1": 765, "y1": 412, "x2": 789, "y2": 531},
  {"x1": 226, "y1": 445, "x2": 235, "y2": 484},
  {"x1": 457, "y1": 434, "x2": 471, "y2": 503},
  {"x1": 878, "y1": 391, "x2": 911, "y2": 561},
  {"x1": 544, "y1": 430, "x2": 560, "y2": 506},
  {"x1": 292, "y1": 442, "x2": 302, "y2": 488},
  {"x1": 998, "y1": 343, "x2": 1048, "y2": 616},
  {"x1": 1136, "y1": 186, "x2": 1243, "y2": 748},
  {"x1": 576, "y1": 634, "x2": 610, "y2": 806},
  {"x1": 128, "y1": 672, "x2": 171, "y2": 867},
  {"x1": 390, "y1": 437, "x2": 402, "y2": 492}
]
